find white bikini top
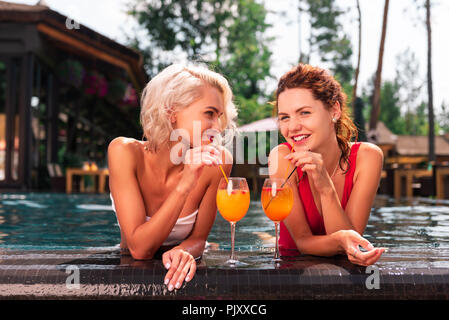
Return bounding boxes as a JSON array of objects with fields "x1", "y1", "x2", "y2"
[{"x1": 110, "y1": 193, "x2": 198, "y2": 246}]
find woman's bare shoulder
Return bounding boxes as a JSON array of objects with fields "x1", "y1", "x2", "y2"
[
  {"x1": 269, "y1": 144, "x2": 291, "y2": 158},
  {"x1": 268, "y1": 144, "x2": 294, "y2": 177},
  {"x1": 108, "y1": 137, "x2": 143, "y2": 154},
  {"x1": 356, "y1": 142, "x2": 384, "y2": 163},
  {"x1": 108, "y1": 137, "x2": 144, "y2": 169}
]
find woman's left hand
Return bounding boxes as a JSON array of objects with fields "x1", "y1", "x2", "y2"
[
  {"x1": 162, "y1": 248, "x2": 197, "y2": 291},
  {"x1": 284, "y1": 150, "x2": 335, "y2": 194}
]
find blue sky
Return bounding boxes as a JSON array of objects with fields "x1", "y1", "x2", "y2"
[{"x1": 7, "y1": 0, "x2": 449, "y2": 116}]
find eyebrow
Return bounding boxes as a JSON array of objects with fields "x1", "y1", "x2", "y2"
[{"x1": 278, "y1": 105, "x2": 311, "y2": 116}]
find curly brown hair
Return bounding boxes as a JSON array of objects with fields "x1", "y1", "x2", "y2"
[{"x1": 275, "y1": 63, "x2": 358, "y2": 171}]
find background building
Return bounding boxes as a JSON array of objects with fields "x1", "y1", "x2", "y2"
[{"x1": 0, "y1": 1, "x2": 147, "y2": 190}]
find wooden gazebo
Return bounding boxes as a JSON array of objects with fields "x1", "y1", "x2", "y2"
[{"x1": 0, "y1": 1, "x2": 147, "y2": 190}]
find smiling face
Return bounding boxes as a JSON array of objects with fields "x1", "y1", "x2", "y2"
[
  {"x1": 173, "y1": 85, "x2": 224, "y2": 147},
  {"x1": 277, "y1": 88, "x2": 341, "y2": 152}
]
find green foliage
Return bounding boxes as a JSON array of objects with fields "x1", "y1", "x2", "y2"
[
  {"x1": 235, "y1": 95, "x2": 273, "y2": 126},
  {"x1": 363, "y1": 77, "x2": 442, "y2": 136},
  {"x1": 127, "y1": 0, "x2": 273, "y2": 119},
  {"x1": 378, "y1": 80, "x2": 405, "y2": 135},
  {"x1": 304, "y1": 0, "x2": 354, "y2": 84},
  {"x1": 218, "y1": 0, "x2": 273, "y2": 99},
  {"x1": 438, "y1": 101, "x2": 449, "y2": 133},
  {"x1": 361, "y1": 47, "x2": 446, "y2": 136},
  {"x1": 353, "y1": 97, "x2": 367, "y2": 141}
]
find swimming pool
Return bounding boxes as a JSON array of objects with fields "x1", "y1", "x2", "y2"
[{"x1": 1, "y1": 192, "x2": 449, "y2": 251}]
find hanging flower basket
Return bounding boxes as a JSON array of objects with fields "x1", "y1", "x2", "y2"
[{"x1": 83, "y1": 71, "x2": 108, "y2": 98}]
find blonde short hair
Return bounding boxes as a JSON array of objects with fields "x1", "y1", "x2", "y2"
[{"x1": 140, "y1": 63, "x2": 237, "y2": 151}]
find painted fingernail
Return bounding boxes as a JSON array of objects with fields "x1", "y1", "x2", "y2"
[
  {"x1": 165, "y1": 263, "x2": 171, "y2": 269},
  {"x1": 168, "y1": 284, "x2": 174, "y2": 291},
  {"x1": 175, "y1": 282, "x2": 180, "y2": 289},
  {"x1": 185, "y1": 276, "x2": 190, "y2": 282}
]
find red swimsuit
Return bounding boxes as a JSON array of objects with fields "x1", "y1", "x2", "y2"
[{"x1": 279, "y1": 142, "x2": 362, "y2": 253}]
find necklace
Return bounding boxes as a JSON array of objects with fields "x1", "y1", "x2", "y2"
[{"x1": 330, "y1": 153, "x2": 341, "y2": 178}]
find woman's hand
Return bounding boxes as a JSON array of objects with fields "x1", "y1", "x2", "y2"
[
  {"x1": 333, "y1": 230, "x2": 386, "y2": 266},
  {"x1": 178, "y1": 145, "x2": 222, "y2": 192},
  {"x1": 284, "y1": 150, "x2": 335, "y2": 194},
  {"x1": 162, "y1": 248, "x2": 197, "y2": 291}
]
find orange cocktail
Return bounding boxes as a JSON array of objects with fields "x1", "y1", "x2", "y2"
[
  {"x1": 216, "y1": 189, "x2": 250, "y2": 222},
  {"x1": 261, "y1": 187, "x2": 293, "y2": 222},
  {"x1": 216, "y1": 177, "x2": 250, "y2": 265},
  {"x1": 261, "y1": 178, "x2": 293, "y2": 262}
]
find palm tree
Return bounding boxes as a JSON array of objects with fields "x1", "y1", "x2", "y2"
[{"x1": 368, "y1": 0, "x2": 390, "y2": 138}]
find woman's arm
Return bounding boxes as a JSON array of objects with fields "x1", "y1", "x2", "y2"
[
  {"x1": 108, "y1": 138, "x2": 222, "y2": 260},
  {"x1": 162, "y1": 147, "x2": 233, "y2": 290},
  {"x1": 268, "y1": 145, "x2": 333, "y2": 255},
  {"x1": 317, "y1": 143, "x2": 383, "y2": 234},
  {"x1": 337, "y1": 143, "x2": 384, "y2": 234},
  {"x1": 172, "y1": 150, "x2": 233, "y2": 258},
  {"x1": 284, "y1": 143, "x2": 383, "y2": 235},
  {"x1": 108, "y1": 138, "x2": 189, "y2": 260},
  {"x1": 270, "y1": 145, "x2": 385, "y2": 265}
]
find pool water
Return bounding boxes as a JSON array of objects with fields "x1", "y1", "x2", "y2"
[{"x1": 1, "y1": 193, "x2": 449, "y2": 250}]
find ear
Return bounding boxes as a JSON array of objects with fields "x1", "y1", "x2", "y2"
[
  {"x1": 170, "y1": 113, "x2": 177, "y2": 124},
  {"x1": 331, "y1": 101, "x2": 342, "y2": 122}
]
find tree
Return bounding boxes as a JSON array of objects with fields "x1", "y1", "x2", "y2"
[
  {"x1": 438, "y1": 101, "x2": 449, "y2": 133},
  {"x1": 425, "y1": 0, "x2": 435, "y2": 162},
  {"x1": 303, "y1": 0, "x2": 354, "y2": 84},
  {"x1": 368, "y1": 0, "x2": 389, "y2": 135},
  {"x1": 219, "y1": 0, "x2": 273, "y2": 99},
  {"x1": 352, "y1": 0, "x2": 362, "y2": 110},
  {"x1": 379, "y1": 81, "x2": 403, "y2": 134},
  {"x1": 394, "y1": 49, "x2": 425, "y2": 134},
  {"x1": 353, "y1": 97, "x2": 367, "y2": 141},
  {"x1": 127, "y1": 0, "x2": 273, "y2": 125}
]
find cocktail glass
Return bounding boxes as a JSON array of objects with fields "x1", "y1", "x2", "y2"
[
  {"x1": 261, "y1": 178, "x2": 294, "y2": 261},
  {"x1": 216, "y1": 177, "x2": 250, "y2": 265}
]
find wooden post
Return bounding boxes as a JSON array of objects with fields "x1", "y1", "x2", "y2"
[
  {"x1": 394, "y1": 169, "x2": 401, "y2": 199},
  {"x1": 405, "y1": 171, "x2": 411, "y2": 198},
  {"x1": 436, "y1": 168, "x2": 449, "y2": 199}
]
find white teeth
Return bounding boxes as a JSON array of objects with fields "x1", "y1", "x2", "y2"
[{"x1": 293, "y1": 135, "x2": 308, "y2": 142}]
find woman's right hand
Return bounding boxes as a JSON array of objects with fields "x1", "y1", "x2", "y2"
[
  {"x1": 162, "y1": 248, "x2": 197, "y2": 291},
  {"x1": 334, "y1": 230, "x2": 386, "y2": 266},
  {"x1": 178, "y1": 145, "x2": 222, "y2": 191}
]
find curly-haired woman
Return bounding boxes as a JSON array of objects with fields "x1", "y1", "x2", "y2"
[{"x1": 268, "y1": 63, "x2": 386, "y2": 266}]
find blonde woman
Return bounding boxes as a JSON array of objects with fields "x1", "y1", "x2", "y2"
[{"x1": 108, "y1": 64, "x2": 236, "y2": 291}]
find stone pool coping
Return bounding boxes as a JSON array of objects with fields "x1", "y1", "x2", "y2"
[{"x1": 1, "y1": 247, "x2": 448, "y2": 299}]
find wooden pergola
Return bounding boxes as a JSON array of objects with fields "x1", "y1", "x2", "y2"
[{"x1": 0, "y1": 1, "x2": 147, "y2": 190}]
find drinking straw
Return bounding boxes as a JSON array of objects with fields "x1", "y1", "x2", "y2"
[
  {"x1": 207, "y1": 139, "x2": 229, "y2": 184},
  {"x1": 281, "y1": 145, "x2": 297, "y2": 188},
  {"x1": 264, "y1": 146, "x2": 307, "y2": 211},
  {"x1": 219, "y1": 164, "x2": 229, "y2": 184},
  {"x1": 263, "y1": 166, "x2": 299, "y2": 211}
]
